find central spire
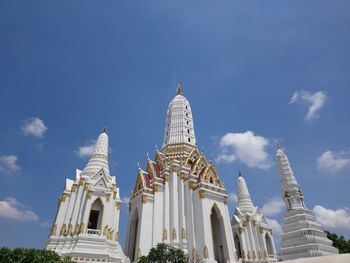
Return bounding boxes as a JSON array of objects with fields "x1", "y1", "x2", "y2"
[
  {"x1": 237, "y1": 173, "x2": 255, "y2": 214},
  {"x1": 162, "y1": 83, "x2": 196, "y2": 147},
  {"x1": 81, "y1": 129, "x2": 110, "y2": 177}
]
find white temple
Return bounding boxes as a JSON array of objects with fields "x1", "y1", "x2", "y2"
[
  {"x1": 276, "y1": 148, "x2": 338, "y2": 261},
  {"x1": 46, "y1": 129, "x2": 129, "y2": 263},
  {"x1": 125, "y1": 84, "x2": 237, "y2": 263},
  {"x1": 231, "y1": 173, "x2": 278, "y2": 263}
]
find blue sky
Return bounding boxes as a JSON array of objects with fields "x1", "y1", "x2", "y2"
[{"x1": 0, "y1": 0, "x2": 349, "y2": 251}]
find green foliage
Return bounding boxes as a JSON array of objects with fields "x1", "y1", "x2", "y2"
[
  {"x1": 138, "y1": 243, "x2": 198, "y2": 263},
  {"x1": 325, "y1": 231, "x2": 350, "y2": 254},
  {"x1": 0, "y1": 247, "x2": 74, "y2": 263}
]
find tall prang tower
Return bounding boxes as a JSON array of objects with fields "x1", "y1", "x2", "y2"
[
  {"x1": 46, "y1": 129, "x2": 129, "y2": 263},
  {"x1": 125, "y1": 84, "x2": 237, "y2": 263},
  {"x1": 231, "y1": 173, "x2": 278, "y2": 263},
  {"x1": 276, "y1": 148, "x2": 338, "y2": 261}
]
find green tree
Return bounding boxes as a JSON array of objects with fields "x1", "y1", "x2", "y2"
[
  {"x1": 325, "y1": 231, "x2": 350, "y2": 254},
  {"x1": 0, "y1": 247, "x2": 74, "y2": 263},
  {"x1": 138, "y1": 243, "x2": 197, "y2": 263}
]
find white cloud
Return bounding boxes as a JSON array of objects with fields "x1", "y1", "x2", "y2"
[
  {"x1": 261, "y1": 197, "x2": 285, "y2": 217},
  {"x1": 40, "y1": 222, "x2": 51, "y2": 228},
  {"x1": 228, "y1": 192, "x2": 238, "y2": 203},
  {"x1": 0, "y1": 155, "x2": 21, "y2": 173},
  {"x1": 0, "y1": 197, "x2": 38, "y2": 221},
  {"x1": 216, "y1": 131, "x2": 271, "y2": 169},
  {"x1": 289, "y1": 90, "x2": 326, "y2": 120},
  {"x1": 122, "y1": 197, "x2": 130, "y2": 206},
  {"x1": 21, "y1": 117, "x2": 48, "y2": 137},
  {"x1": 75, "y1": 140, "x2": 96, "y2": 158},
  {"x1": 266, "y1": 218, "x2": 283, "y2": 237},
  {"x1": 313, "y1": 205, "x2": 350, "y2": 230},
  {"x1": 317, "y1": 150, "x2": 350, "y2": 172}
]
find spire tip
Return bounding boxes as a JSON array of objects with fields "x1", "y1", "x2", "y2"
[
  {"x1": 102, "y1": 127, "x2": 107, "y2": 134},
  {"x1": 177, "y1": 82, "x2": 182, "y2": 95}
]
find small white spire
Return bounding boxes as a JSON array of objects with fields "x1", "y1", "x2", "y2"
[
  {"x1": 276, "y1": 148, "x2": 299, "y2": 191},
  {"x1": 237, "y1": 173, "x2": 255, "y2": 214},
  {"x1": 163, "y1": 83, "x2": 196, "y2": 147},
  {"x1": 82, "y1": 129, "x2": 110, "y2": 177}
]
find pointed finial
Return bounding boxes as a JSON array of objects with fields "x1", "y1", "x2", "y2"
[
  {"x1": 146, "y1": 152, "x2": 150, "y2": 160},
  {"x1": 177, "y1": 82, "x2": 182, "y2": 95},
  {"x1": 137, "y1": 161, "x2": 140, "y2": 169},
  {"x1": 155, "y1": 144, "x2": 158, "y2": 151},
  {"x1": 239, "y1": 171, "x2": 242, "y2": 177},
  {"x1": 102, "y1": 127, "x2": 107, "y2": 133}
]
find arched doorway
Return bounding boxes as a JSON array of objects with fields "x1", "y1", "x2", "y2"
[
  {"x1": 210, "y1": 205, "x2": 228, "y2": 263},
  {"x1": 234, "y1": 234, "x2": 242, "y2": 260},
  {"x1": 265, "y1": 233, "x2": 274, "y2": 257},
  {"x1": 88, "y1": 198, "x2": 103, "y2": 233},
  {"x1": 128, "y1": 208, "x2": 139, "y2": 262}
]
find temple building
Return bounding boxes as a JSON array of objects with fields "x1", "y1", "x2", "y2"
[
  {"x1": 125, "y1": 84, "x2": 237, "y2": 263},
  {"x1": 276, "y1": 148, "x2": 338, "y2": 261},
  {"x1": 46, "y1": 129, "x2": 129, "y2": 263},
  {"x1": 231, "y1": 173, "x2": 278, "y2": 263}
]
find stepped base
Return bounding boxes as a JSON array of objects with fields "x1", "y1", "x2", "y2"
[{"x1": 47, "y1": 234, "x2": 129, "y2": 263}]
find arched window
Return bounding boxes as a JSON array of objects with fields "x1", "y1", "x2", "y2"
[{"x1": 88, "y1": 199, "x2": 103, "y2": 233}]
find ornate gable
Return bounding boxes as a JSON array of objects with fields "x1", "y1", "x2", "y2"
[
  {"x1": 185, "y1": 148, "x2": 200, "y2": 167},
  {"x1": 192, "y1": 154, "x2": 208, "y2": 175},
  {"x1": 132, "y1": 172, "x2": 145, "y2": 195},
  {"x1": 200, "y1": 164, "x2": 224, "y2": 187}
]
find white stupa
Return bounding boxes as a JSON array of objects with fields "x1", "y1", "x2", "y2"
[
  {"x1": 124, "y1": 83, "x2": 237, "y2": 263},
  {"x1": 276, "y1": 148, "x2": 338, "y2": 261},
  {"x1": 46, "y1": 129, "x2": 129, "y2": 263},
  {"x1": 231, "y1": 173, "x2": 278, "y2": 263}
]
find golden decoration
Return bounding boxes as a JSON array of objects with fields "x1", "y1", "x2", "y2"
[
  {"x1": 142, "y1": 195, "x2": 147, "y2": 203},
  {"x1": 181, "y1": 228, "x2": 186, "y2": 239},
  {"x1": 269, "y1": 229, "x2": 273, "y2": 235},
  {"x1": 80, "y1": 223, "x2": 85, "y2": 234},
  {"x1": 133, "y1": 173, "x2": 144, "y2": 195},
  {"x1": 116, "y1": 202, "x2": 122, "y2": 210},
  {"x1": 163, "y1": 174, "x2": 169, "y2": 182},
  {"x1": 171, "y1": 166, "x2": 177, "y2": 172},
  {"x1": 51, "y1": 224, "x2": 57, "y2": 236},
  {"x1": 192, "y1": 248, "x2": 197, "y2": 260},
  {"x1": 154, "y1": 184, "x2": 158, "y2": 193},
  {"x1": 179, "y1": 172, "x2": 186, "y2": 180},
  {"x1": 188, "y1": 181, "x2": 194, "y2": 190},
  {"x1": 84, "y1": 183, "x2": 90, "y2": 191},
  {"x1": 74, "y1": 224, "x2": 80, "y2": 235},
  {"x1": 68, "y1": 224, "x2": 73, "y2": 236},
  {"x1": 60, "y1": 193, "x2": 67, "y2": 203},
  {"x1": 60, "y1": 224, "x2": 66, "y2": 236},
  {"x1": 203, "y1": 245, "x2": 208, "y2": 259},
  {"x1": 259, "y1": 227, "x2": 264, "y2": 234},
  {"x1": 199, "y1": 190, "x2": 205, "y2": 199},
  {"x1": 113, "y1": 191, "x2": 117, "y2": 199},
  {"x1": 252, "y1": 220, "x2": 256, "y2": 227},
  {"x1": 284, "y1": 191, "x2": 290, "y2": 198},
  {"x1": 79, "y1": 178, "x2": 85, "y2": 186},
  {"x1": 223, "y1": 196, "x2": 228, "y2": 204},
  {"x1": 87, "y1": 190, "x2": 92, "y2": 200},
  {"x1": 239, "y1": 227, "x2": 243, "y2": 235},
  {"x1": 172, "y1": 228, "x2": 177, "y2": 240},
  {"x1": 71, "y1": 184, "x2": 77, "y2": 193},
  {"x1": 162, "y1": 229, "x2": 168, "y2": 241}
]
